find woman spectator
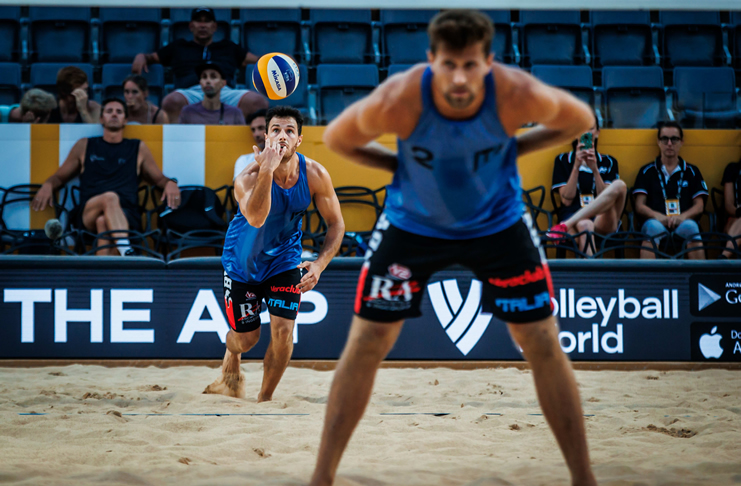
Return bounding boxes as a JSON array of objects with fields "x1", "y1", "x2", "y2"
[
  {"x1": 720, "y1": 158, "x2": 741, "y2": 259},
  {"x1": 122, "y1": 75, "x2": 168, "y2": 125}
]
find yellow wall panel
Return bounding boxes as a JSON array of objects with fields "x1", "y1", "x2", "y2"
[
  {"x1": 29, "y1": 124, "x2": 59, "y2": 229},
  {"x1": 205, "y1": 126, "x2": 255, "y2": 189}
]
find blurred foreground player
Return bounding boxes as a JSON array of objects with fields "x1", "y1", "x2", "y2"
[{"x1": 310, "y1": 10, "x2": 597, "y2": 486}]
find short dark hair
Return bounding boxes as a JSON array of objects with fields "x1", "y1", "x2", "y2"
[
  {"x1": 657, "y1": 120, "x2": 683, "y2": 140},
  {"x1": 266, "y1": 106, "x2": 304, "y2": 135},
  {"x1": 122, "y1": 74, "x2": 149, "y2": 93},
  {"x1": 428, "y1": 10, "x2": 494, "y2": 57},
  {"x1": 246, "y1": 109, "x2": 268, "y2": 125},
  {"x1": 101, "y1": 97, "x2": 128, "y2": 118}
]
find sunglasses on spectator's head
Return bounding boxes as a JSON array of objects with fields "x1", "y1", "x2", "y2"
[{"x1": 659, "y1": 136, "x2": 682, "y2": 144}]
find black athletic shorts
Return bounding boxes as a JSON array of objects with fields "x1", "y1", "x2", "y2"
[
  {"x1": 223, "y1": 268, "x2": 303, "y2": 333},
  {"x1": 354, "y1": 214, "x2": 554, "y2": 324},
  {"x1": 72, "y1": 201, "x2": 142, "y2": 233}
]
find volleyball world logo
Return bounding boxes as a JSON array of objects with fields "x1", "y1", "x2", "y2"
[{"x1": 428, "y1": 279, "x2": 492, "y2": 356}]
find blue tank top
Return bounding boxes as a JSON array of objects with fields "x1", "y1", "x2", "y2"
[
  {"x1": 222, "y1": 153, "x2": 311, "y2": 284},
  {"x1": 385, "y1": 66, "x2": 523, "y2": 239}
]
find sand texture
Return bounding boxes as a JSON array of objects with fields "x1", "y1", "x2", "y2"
[{"x1": 0, "y1": 364, "x2": 739, "y2": 486}]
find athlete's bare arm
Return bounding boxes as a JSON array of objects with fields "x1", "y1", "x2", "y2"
[
  {"x1": 323, "y1": 65, "x2": 425, "y2": 174},
  {"x1": 138, "y1": 142, "x2": 180, "y2": 209},
  {"x1": 235, "y1": 139, "x2": 285, "y2": 227},
  {"x1": 493, "y1": 64, "x2": 594, "y2": 156},
  {"x1": 31, "y1": 138, "x2": 87, "y2": 211}
]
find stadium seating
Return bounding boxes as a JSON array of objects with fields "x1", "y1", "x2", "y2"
[
  {"x1": 240, "y1": 9, "x2": 307, "y2": 63},
  {"x1": 29, "y1": 7, "x2": 91, "y2": 62},
  {"x1": 520, "y1": 10, "x2": 586, "y2": 67},
  {"x1": 30, "y1": 63, "x2": 94, "y2": 95},
  {"x1": 732, "y1": 11, "x2": 741, "y2": 76},
  {"x1": 99, "y1": 8, "x2": 161, "y2": 64},
  {"x1": 482, "y1": 10, "x2": 515, "y2": 64},
  {"x1": 590, "y1": 10, "x2": 653, "y2": 68},
  {"x1": 310, "y1": 9, "x2": 375, "y2": 65},
  {"x1": 102, "y1": 63, "x2": 165, "y2": 106},
  {"x1": 0, "y1": 63, "x2": 21, "y2": 105},
  {"x1": 602, "y1": 66, "x2": 666, "y2": 128},
  {"x1": 380, "y1": 10, "x2": 438, "y2": 65},
  {"x1": 169, "y1": 8, "x2": 232, "y2": 44},
  {"x1": 317, "y1": 64, "x2": 378, "y2": 123},
  {"x1": 531, "y1": 65, "x2": 594, "y2": 106},
  {"x1": 672, "y1": 66, "x2": 739, "y2": 128},
  {"x1": 660, "y1": 11, "x2": 725, "y2": 68},
  {"x1": 387, "y1": 64, "x2": 415, "y2": 76},
  {"x1": 0, "y1": 7, "x2": 21, "y2": 62}
]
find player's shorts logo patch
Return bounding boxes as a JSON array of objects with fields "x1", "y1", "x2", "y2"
[
  {"x1": 388, "y1": 263, "x2": 412, "y2": 280},
  {"x1": 245, "y1": 291, "x2": 257, "y2": 299},
  {"x1": 489, "y1": 266, "x2": 545, "y2": 288},
  {"x1": 270, "y1": 285, "x2": 301, "y2": 295}
]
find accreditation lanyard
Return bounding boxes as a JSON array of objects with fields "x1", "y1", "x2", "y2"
[
  {"x1": 658, "y1": 163, "x2": 684, "y2": 216},
  {"x1": 575, "y1": 152, "x2": 597, "y2": 207},
  {"x1": 219, "y1": 103, "x2": 224, "y2": 125}
]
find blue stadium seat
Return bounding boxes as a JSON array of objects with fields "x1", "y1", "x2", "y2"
[
  {"x1": 30, "y1": 7, "x2": 91, "y2": 62},
  {"x1": 660, "y1": 11, "x2": 724, "y2": 68},
  {"x1": 0, "y1": 63, "x2": 21, "y2": 105},
  {"x1": 482, "y1": 10, "x2": 515, "y2": 64},
  {"x1": 602, "y1": 66, "x2": 666, "y2": 128},
  {"x1": 240, "y1": 9, "x2": 306, "y2": 63},
  {"x1": 169, "y1": 8, "x2": 232, "y2": 44},
  {"x1": 381, "y1": 10, "x2": 438, "y2": 65},
  {"x1": 0, "y1": 7, "x2": 21, "y2": 62},
  {"x1": 30, "y1": 63, "x2": 94, "y2": 95},
  {"x1": 102, "y1": 63, "x2": 164, "y2": 106},
  {"x1": 731, "y1": 12, "x2": 741, "y2": 75},
  {"x1": 387, "y1": 64, "x2": 415, "y2": 76},
  {"x1": 99, "y1": 8, "x2": 161, "y2": 64},
  {"x1": 590, "y1": 11, "x2": 653, "y2": 68},
  {"x1": 310, "y1": 9, "x2": 374, "y2": 64},
  {"x1": 530, "y1": 65, "x2": 594, "y2": 106},
  {"x1": 520, "y1": 10, "x2": 585, "y2": 67},
  {"x1": 673, "y1": 67, "x2": 739, "y2": 128},
  {"x1": 317, "y1": 64, "x2": 378, "y2": 124},
  {"x1": 244, "y1": 63, "x2": 312, "y2": 121}
]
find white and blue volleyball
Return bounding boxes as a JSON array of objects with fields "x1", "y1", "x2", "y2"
[{"x1": 252, "y1": 52, "x2": 300, "y2": 100}]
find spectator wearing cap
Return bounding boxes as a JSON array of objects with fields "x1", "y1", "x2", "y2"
[
  {"x1": 13, "y1": 89, "x2": 57, "y2": 123},
  {"x1": 234, "y1": 109, "x2": 267, "y2": 179},
  {"x1": 633, "y1": 121, "x2": 708, "y2": 260},
  {"x1": 178, "y1": 62, "x2": 246, "y2": 125},
  {"x1": 720, "y1": 157, "x2": 741, "y2": 259},
  {"x1": 122, "y1": 75, "x2": 168, "y2": 125},
  {"x1": 10, "y1": 66, "x2": 100, "y2": 123},
  {"x1": 132, "y1": 7, "x2": 268, "y2": 123}
]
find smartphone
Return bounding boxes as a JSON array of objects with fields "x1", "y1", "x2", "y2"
[{"x1": 579, "y1": 132, "x2": 593, "y2": 150}]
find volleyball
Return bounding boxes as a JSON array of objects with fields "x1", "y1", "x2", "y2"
[{"x1": 252, "y1": 52, "x2": 301, "y2": 100}]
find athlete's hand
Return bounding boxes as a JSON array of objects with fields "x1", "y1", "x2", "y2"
[
  {"x1": 32, "y1": 182, "x2": 54, "y2": 212},
  {"x1": 297, "y1": 261, "x2": 321, "y2": 293},
  {"x1": 254, "y1": 138, "x2": 285, "y2": 173}
]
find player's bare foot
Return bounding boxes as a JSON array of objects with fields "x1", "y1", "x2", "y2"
[
  {"x1": 256, "y1": 392, "x2": 272, "y2": 403},
  {"x1": 203, "y1": 371, "x2": 246, "y2": 398}
]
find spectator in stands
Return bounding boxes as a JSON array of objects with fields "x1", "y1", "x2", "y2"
[
  {"x1": 10, "y1": 66, "x2": 100, "y2": 124},
  {"x1": 633, "y1": 121, "x2": 708, "y2": 260},
  {"x1": 234, "y1": 109, "x2": 267, "y2": 179},
  {"x1": 720, "y1": 158, "x2": 741, "y2": 259},
  {"x1": 132, "y1": 7, "x2": 267, "y2": 123},
  {"x1": 122, "y1": 75, "x2": 168, "y2": 125},
  {"x1": 179, "y1": 62, "x2": 246, "y2": 125},
  {"x1": 31, "y1": 98, "x2": 181, "y2": 256},
  {"x1": 15, "y1": 89, "x2": 57, "y2": 123},
  {"x1": 548, "y1": 120, "x2": 626, "y2": 255}
]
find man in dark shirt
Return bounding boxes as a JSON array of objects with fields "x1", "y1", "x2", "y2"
[
  {"x1": 548, "y1": 122, "x2": 626, "y2": 255},
  {"x1": 179, "y1": 62, "x2": 246, "y2": 125},
  {"x1": 633, "y1": 121, "x2": 708, "y2": 259},
  {"x1": 720, "y1": 159, "x2": 741, "y2": 259},
  {"x1": 132, "y1": 7, "x2": 268, "y2": 123},
  {"x1": 31, "y1": 98, "x2": 181, "y2": 256}
]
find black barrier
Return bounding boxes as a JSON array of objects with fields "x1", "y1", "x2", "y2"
[{"x1": 1, "y1": 257, "x2": 739, "y2": 362}]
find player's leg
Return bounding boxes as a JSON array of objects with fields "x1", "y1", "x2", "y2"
[
  {"x1": 592, "y1": 179, "x2": 627, "y2": 235},
  {"x1": 562, "y1": 179, "x2": 627, "y2": 233},
  {"x1": 257, "y1": 315, "x2": 294, "y2": 402},
  {"x1": 81, "y1": 192, "x2": 130, "y2": 255},
  {"x1": 507, "y1": 317, "x2": 596, "y2": 486},
  {"x1": 310, "y1": 316, "x2": 404, "y2": 486}
]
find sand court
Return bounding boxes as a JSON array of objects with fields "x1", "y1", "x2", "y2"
[{"x1": 0, "y1": 364, "x2": 739, "y2": 486}]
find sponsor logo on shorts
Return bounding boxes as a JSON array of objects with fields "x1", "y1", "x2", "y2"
[
  {"x1": 388, "y1": 263, "x2": 412, "y2": 280},
  {"x1": 362, "y1": 276, "x2": 422, "y2": 311},
  {"x1": 245, "y1": 291, "x2": 257, "y2": 299},
  {"x1": 489, "y1": 266, "x2": 545, "y2": 288},
  {"x1": 238, "y1": 302, "x2": 258, "y2": 322},
  {"x1": 267, "y1": 298, "x2": 299, "y2": 312},
  {"x1": 271, "y1": 285, "x2": 301, "y2": 295},
  {"x1": 495, "y1": 291, "x2": 552, "y2": 313},
  {"x1": 428, "y1": 279, "x2": 492, "y2": 356}
]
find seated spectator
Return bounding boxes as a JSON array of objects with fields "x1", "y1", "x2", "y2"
[
  {"x1": 122, "y1": 75, "x2": 168, "y2": 125},
  {"x1": 16, "y1": 89, "x2": 57, "y2": 123},
  {"x1": 234, "y1": 109, "x2": 267, "y2": 179},
  {"x1": 10, "y1": 66, "x2": 100, "y2": 123},
  {"x1": 720, "y1": 158, "x2": 741, "y2": 259},
  {"x1": 548, "y1": 121, "x2": 626, "y2": 255},
  {"x1": 633, "y1": 121, "x2": 708, "y2": 260},
  {"x1": 31, "y1": 98, "x2": 181, "y2": 256},
  {"x1": 132, "y1": 7, "x2": 267, "y2": 122},
  {"x1": 179, "y1": 62, "x2": 246, "y2": 125}
]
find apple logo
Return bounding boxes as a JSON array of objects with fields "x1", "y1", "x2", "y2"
[{"x1": 699, "y1": 326, "x2": 723, "y2": 359}]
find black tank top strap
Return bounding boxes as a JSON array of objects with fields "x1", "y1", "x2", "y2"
[{"x1": 151, "y1": 106, "x2": 161, "y2": 124}]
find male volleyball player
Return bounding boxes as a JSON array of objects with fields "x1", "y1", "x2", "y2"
[
  {"x1": 205, "y1": 106, "x2": 345, "y2": 402},
  {"x1": 310, "y1": 10, "x2": 597, "y2": 486}
]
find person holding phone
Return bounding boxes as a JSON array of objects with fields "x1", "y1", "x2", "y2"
[{"x1": 549, "y1": 118, "x2": 626, "y2": 255}]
